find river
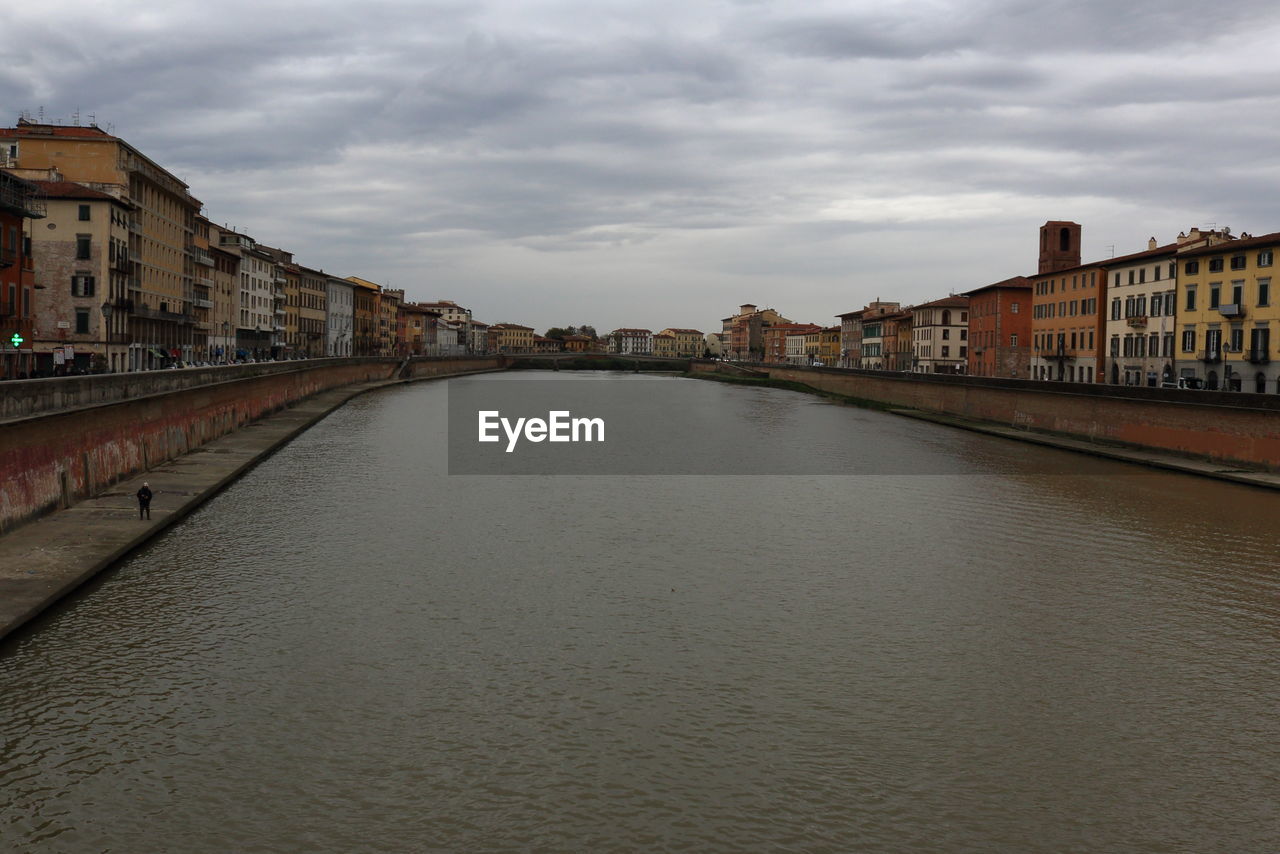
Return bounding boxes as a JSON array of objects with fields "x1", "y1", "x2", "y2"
[{"x1": 2, "y1": 372, "x2": 1278, "y2": 852}]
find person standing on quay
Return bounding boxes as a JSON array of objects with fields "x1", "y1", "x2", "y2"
[{"x1": 136, "y1": 482, "x2": 153, "y2": 520}]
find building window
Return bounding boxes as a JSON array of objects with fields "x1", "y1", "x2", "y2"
[
  {"x1": 1010, "y1": 334, "x2": 1018, "y2": 346},
  {"x1": 1210, "y1": 285, "x2": 1220, "y2": 309},
  {"x1": 1259, "y1": 279, "x2": 1270, "y2": 306},
  {"x1": 1209, "y1": 258, "x2": 1224, "y2": 273},
  {"x1": 1258, "y1": 250, "x2": 1273, "y2": 267},
  {"x1": 1111, "y1": 336, "x2": 1120, "y2": 357},
  {"x1": 1186, "y1": 289, "x2": 1196, "y2": 311},
  {"x1": 71, "y1": 275, "x2": 95, "y2": 297},
  {"x1": 1232, "y1": 282, "x2": 1244, "y2": 305},
  {"x1": 1185, "y1": 260, "x2": 1200, "y2": 275},
  {"x1": 75, "y1": 308, "x2": 90, "y2": 334},
  {"x1": 1182, "y1": 329, "x2": 1196, "y2": 352},
  {"x1": 78, "y1": 204, "x2": 91, "y2": 221},
  {"x1": 75, "y1": 235, "x2": 91, "y2": 260},
  {"x1": 1231, "y1": 255, "x2": 1247, "y2": 270}
]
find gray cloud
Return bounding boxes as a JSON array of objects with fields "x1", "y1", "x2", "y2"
[{"x1": 5, "y1": 0, "x2": 1280, "y2": 333}]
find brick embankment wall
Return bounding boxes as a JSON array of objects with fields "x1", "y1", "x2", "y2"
[
  {"x1": 0, "y1": 357, "x2": 503, "y2": 534},
  {"x1": 691, "y1": 360, "x2": 1280, "y2": 470}
]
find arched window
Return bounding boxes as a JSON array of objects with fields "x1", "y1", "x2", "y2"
[
  {"x1": 941, "y1": 309, "x2": 951, "y2": 326},
  {"x1": 1256, "y1": 372, "x2": 1267, "y2": 394},
  {"x1": 1059, "y1": 227, "x2": 1071, "y2": 251},
  {"x1": 1206, "y1": 370, "x2": 1219, "y2": 390}
]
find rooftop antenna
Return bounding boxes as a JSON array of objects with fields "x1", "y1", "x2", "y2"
[
  {"x1": 72, "y1": 108, "x2": 80, "y2": 126},
  {"x1": 38, "y1": 105, "x2": 45, "y2": 122},
  {"x1": 88, "y1": 113, "x2": 96, "y2": 127},
  {"x1": 1105, "y1": 245, "x2": 1114, "y2": 257}
]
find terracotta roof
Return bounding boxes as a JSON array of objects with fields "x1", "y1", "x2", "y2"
[
  {"x1": 914, "y1": 295, "x2": 969, "y2": 310},
  {"x1": 962, "y1": 275, "x2": 1032, "y2": 297},
  {"x1": 3, "y1": 122, "x2": 116, "y2": 140},
  {"x1": 30, "y1": 180, "x2": 126, "y2": 204},
  {"x1": 1177, "y1": 230, "x2": 1280, "y2": 259},
  {"x1": 1101, "y1": 242, "x2": 1179, "y2": 267}
]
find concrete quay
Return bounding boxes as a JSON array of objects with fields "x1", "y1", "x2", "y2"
[{"x1": 0, "y1": 371, "x2": 488, "y2": 644}]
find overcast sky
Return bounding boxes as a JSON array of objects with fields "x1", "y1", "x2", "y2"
[{"x1": 5, "y1": 0, "x2": 1277, "y2": 333}]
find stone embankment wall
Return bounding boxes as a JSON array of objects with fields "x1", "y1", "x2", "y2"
[
  {"x1": 0, "y1": 356, "x2": 501, "y2": 533},
  {"x1": 691, "y1": 360, "x2": 1280, "y2": 470}
]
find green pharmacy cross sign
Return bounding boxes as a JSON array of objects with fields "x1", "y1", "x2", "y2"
[{"x1": 10, "y1": 333, "x2": 24, "y2": 348}]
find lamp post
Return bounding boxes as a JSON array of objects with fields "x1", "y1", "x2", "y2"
[
  {"x1": 100, "y1": 300, "x2": 113, "y2": 373},
  {"x1": 221, "y1": 321, "x2": 229, "y2": 363}
]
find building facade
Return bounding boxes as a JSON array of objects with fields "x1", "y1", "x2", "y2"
[
  {"x1": 1, "y1": 121, "x2": 202, "y2": 371},
  {"x1": 912, "y1": 296, "x2": 969, "y2": 373},
  {"x1": 964, "y1": 276, "x2": 1031, "y2": 379},
  {"x1": 1175, "y1": 230, "x2": 1280, "y2": 392}
]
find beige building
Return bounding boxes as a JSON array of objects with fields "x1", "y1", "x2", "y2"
[
  {"x1": 203, "y1": 221, "x2": 240, "y2": 362},
  {"x1": 653, "y1": 332, "x2": 677, "y2": 357},
  {"x1": 1, "y1": 120, "x2": 202, "y2": 371},
  {"x1": 912, "y1": 296, "x2": 969, "y2": 373},
  {"x1": 28, "y1": 180, "x2": 133, "y2": 373}
]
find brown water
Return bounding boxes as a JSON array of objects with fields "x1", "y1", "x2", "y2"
[{"x1": 2, "y1": 372, "x2": 1278, "y2": 852}]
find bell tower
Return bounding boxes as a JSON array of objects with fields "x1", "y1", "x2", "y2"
[{"x1": 1038, "y1": 221, "x2": 1081, "y2": 273}]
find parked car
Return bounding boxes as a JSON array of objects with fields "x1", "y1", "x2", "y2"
[{"x1": 1161, "y1": 377, "x2": 1203, "y2": 390}]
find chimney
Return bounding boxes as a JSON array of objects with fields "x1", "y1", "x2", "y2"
[{"x1": 1148, "y1": 237, "x2": 1157, "y2": 250}]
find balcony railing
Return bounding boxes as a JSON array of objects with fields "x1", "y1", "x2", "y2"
[
  {"x1": 1126, "y1": 315, "x2": 1147, "y2": 328},
  {"x1": 193, "y1": 298, "x2": 214, "y2": 309},
  {"x1": 1247, "y1": 348, "x2": 1271, "y2": 364},
  {"x1": 1198, "y1": 349, "x2": 1221, "y2": 363},
  {"x1": 190, "y1": 247, "x2": 213, "y2": 266},
  {"x1": 1218, "y1": 303, "x2": 1245, "y2": 318}
]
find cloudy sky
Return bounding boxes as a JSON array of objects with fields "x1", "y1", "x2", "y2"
[{"x1": 4, "y1": 0, "x2": 1278, "y2": 333}]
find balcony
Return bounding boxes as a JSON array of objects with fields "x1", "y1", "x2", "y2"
[
  {"x1": 193, "y1": 298, "x2": 214, "y2": 309},
  {"x1": 195, "y1": 274, "x2": 214, "y2": 287},
  {"x1": 275, "y1": 306, "x2": 287, "y2": 317},
  {"x1": 128, "y1": 219, "x2": 142, "y2": 234},
  {"x1": 190, "y1": 247, "x2": 214, "y2": 266},
  {"x1": 1217, "y1": 303, "x2": 1245, "y2": 318},
  {"x1": 1198, "y1": 349, "x2": 1221, "y2": 363},
  {"x1": 1126, "y1": 315, "x2": 1147, "y2": 328},
  {"x1": 127, "y1": 277, "x2": 142, "y2": 292},
  {"x1": 1248, "y1": 348, "x2": 1271, "y2": 364},
  {"x1": 112, "y1": 298, "x2": 134, "y2": 313},
  {"x1": 128, "y1": 250, "x2": 142, "y2": 263},
  {"x1": 1042, "y1": 348, "x2": 1074, "y2": 361}
]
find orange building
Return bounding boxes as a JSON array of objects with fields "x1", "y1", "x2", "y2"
[
  {"x1": 964, "y1": 276, "x2": 1032, "y2": 378},
  {"x1": 1029, "y1": 221, "x2": 1106, "y2": 383}
]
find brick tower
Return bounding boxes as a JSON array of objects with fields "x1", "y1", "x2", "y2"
[{"x1": 1038, "y1": 221, "x2": 1081, "y2": 273}]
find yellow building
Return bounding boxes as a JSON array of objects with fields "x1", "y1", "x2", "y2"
[
  {"x1": 653, "y1": 333, "x2": 677, "y2": 357},
  {"x1": 818, "y1": 326, "x2": 841, "y2": 365},
  {"x1": 488, "y1": 323, "x2": 534, "y2": 352},
  {"x1": 1, "y1": 120, "x2": 202, "y2": 371},
  {"x1": 1175, "y1": 230, "x2": 1280, "y2": 392},
  {"x1": 657, "y1": 327, "x2": 703, "y2": 357},
  {"x1": 346, "y1": 276, "x2": 381, "y2": 356}
]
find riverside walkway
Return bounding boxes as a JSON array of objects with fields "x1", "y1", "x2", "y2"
[{"x1": 0, "y1": 372, "x2": 486, "y2": 644}]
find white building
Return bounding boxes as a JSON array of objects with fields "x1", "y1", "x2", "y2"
[
  {"x1": 1103, "y1": 239, "x2": 1178, "y2": 387},
  {"x1": 325, "y1": 276, "x2": 354, "y2": 356},
  {"x1": 912, "y1": 296, "x2": 969, "y2": 373},
  {"x1": 609, "y1": 328, "x2": 653, "y2": 355}
]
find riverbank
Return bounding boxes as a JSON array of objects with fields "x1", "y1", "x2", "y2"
[
  {"x1": 0, "y1": 369, "x2": 498, "y2": 644},
  {"x1": 688, "y1": 371, "x2": 1280, "y2": 491}
]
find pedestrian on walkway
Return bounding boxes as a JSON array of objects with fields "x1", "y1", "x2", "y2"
[{"x1": 136, "y1": 482, "x2": 153, "y2": 520}]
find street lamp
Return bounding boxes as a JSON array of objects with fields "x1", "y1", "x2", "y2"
[{"x1": 100, "y1": 300, "x2": 113, "y2": 373}]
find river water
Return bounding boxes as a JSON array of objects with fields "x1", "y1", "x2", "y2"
[{"x1": 2, "y1": 372, "x2": 1278, "y2": 853}]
